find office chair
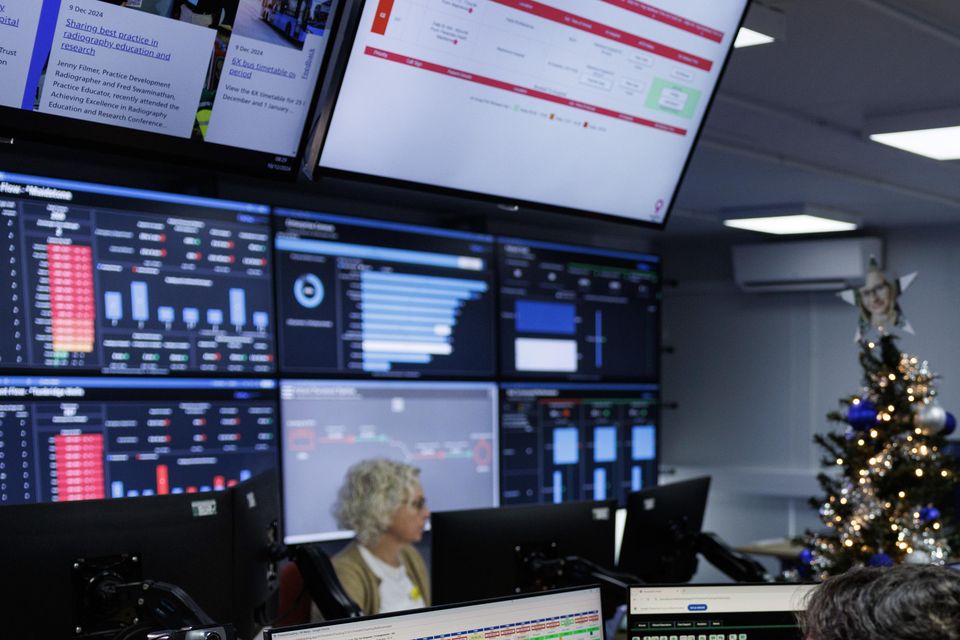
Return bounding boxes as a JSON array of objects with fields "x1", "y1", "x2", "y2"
[{"x1": 294, "y1": 544, "x2": 364, "y2": 621}]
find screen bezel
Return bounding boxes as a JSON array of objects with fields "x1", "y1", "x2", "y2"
[
  {"x1": 310, "y1": 0, "x2": 752, "y2": 229},
  {"x1": 264, "y1": 584, "x2": 604, "y2": 639},
  {"x1": 0, "y1": 0, "x2": 349, "y2": 180}
]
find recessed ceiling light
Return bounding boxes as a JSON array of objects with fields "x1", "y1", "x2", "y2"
[
  {"x1": 869, "y1": 126, "x2": 960, "y2": 160},
  {"x1": 723, "y1": 214, "x2": 859, "y2": 235},
  {"x1": 734, "y1": 27, "x2": 775, "y2": 48}
]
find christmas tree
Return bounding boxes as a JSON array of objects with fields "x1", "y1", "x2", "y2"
[{"x1": 807, "y1": 334, "x2": 960, "y2": 577}]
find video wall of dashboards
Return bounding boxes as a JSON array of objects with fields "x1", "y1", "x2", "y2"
[{"x1": 0, "y1": 171, "x2": 660, "y2": 541}]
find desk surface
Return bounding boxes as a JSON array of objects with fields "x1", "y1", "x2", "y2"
[{"x1": 736, "y1": 538, "x2": 805, "y2": 560}]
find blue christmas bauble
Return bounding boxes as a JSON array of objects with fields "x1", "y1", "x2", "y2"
[
  {"x1": 921, "y1": 507, "x2": 942, "y2": 523},
  {"x1": 846, "y1": 399, "x2": 878, "y2": 431},
  {"x1": 868, "y1": 553, "x2": 894, "y2": 567},
  {"x1": 799, "y1": 548, "x2": 814, "y2": 565},
  {"x1": 943, "y1": 413, "x2": 957, "y2": 436}
]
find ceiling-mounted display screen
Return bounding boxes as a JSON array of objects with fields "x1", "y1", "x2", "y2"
[
  {"x1": 0, "y1": 0, "x2": 336, "y2": 175},
  {"x1": 318, "y1": 0, "x2": 748, "y2": 225}
]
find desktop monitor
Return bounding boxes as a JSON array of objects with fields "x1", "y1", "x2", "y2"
[
  {"x1": 0, "y1": 488, "x2": 235, "y2": 637},
  {"x1": 618, "y1": 477, "x2": 711, "y2": 583},
  {"x1": 431, "y1": 500, "x2": 615, "y2": 608},
  {"x1": 0, "y1": 0, "x2": 338, "y2": 175},
  {"x1": 0, "y1": 171, "x2": 275, "y2": 375},
  {"x1": 628, "y1": 583, "x2": 816, "y2": 640},
  {"x1": 500, "y1": 383, "x2": 659, "y2": 506},
  {"x1": 280, "y1": 379, "x2": 499, "y2": 543},
  {"x1": 232, "y1": 469, "x2": 282, "y2": 640},
  {"x1": 0, "y1": 376, "x2": 278, "y2": 505},
  {"x1": 498, "y1": 238, "x2": 660, "y2": 381},
  {"x1": 317, "y1": 0, "x2": 750, "y2": 226},
  {"x1": 265, "y1": 586, "x2": 604, "y2": 640},
  {"x1": 273, "y1": 209, "x2": 496, "y2": 378}
]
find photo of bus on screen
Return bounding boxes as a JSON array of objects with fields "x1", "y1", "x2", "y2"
[{"x1": 259, "y1": 0, "x2": 332, "y2": 48}]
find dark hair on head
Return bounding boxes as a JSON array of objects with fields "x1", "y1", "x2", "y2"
[{"x1": 800, "y1": 564, "x2": 960, "y2": 640}]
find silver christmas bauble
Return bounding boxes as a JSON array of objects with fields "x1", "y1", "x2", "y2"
[{"x1": 916, "y1": 402, "x2": 947, "y2": 430}]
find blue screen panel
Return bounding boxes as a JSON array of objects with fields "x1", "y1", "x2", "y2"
[
  {"x1": 553, "y1": 427, "x2": 580, "y2": 465},
  {"x1": 593, "y1": 426, "x2": 618, "y2": 463},
  {"x1": 515, "y1": 300, "x2": 577, "y2": 335},
  {"x1": 632, "y1": 426, "x2": 656, "y2": 461}
]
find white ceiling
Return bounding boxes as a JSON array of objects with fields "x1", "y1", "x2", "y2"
[{"x1": 669, "y1": 0, "x2": 960, "y2": 235}]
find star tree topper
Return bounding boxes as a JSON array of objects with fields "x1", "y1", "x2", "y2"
[{"x1": 838, "y1": 259, "x2": 917, "y2": 339}]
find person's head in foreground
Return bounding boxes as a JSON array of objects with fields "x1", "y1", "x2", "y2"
[{"x1": 801, "y1": 563, "x2": 960, "y2": 640}]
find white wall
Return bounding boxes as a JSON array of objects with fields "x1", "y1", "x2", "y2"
[{"x1": 659, "y1": 226, "x2": 960, "y2": 579}]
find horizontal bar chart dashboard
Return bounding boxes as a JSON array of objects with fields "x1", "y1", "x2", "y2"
[{"x1": 274, "y1": 209, "x2": 497, "y2": 378}]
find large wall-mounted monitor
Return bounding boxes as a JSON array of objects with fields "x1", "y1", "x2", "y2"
[
  {"x1": 0, "y1": 376, "x2": 278, "y2": 505},
  {"x1": 498, "y1": 238, "x2": 660, "y2": 380},
  {"x1": 280, "y1": 379, "x2": 498, "y2": 543},
  {"x1": 0, "y1": 0, "x2": 338, "y2": 175},
  {"x1": 317, "y1": 0, "x2": 749, "y2": 226},
  {"x1": 274, "y1": 209, "x2": 496, "y2": 378},
  {"x1": 500, "y1": 383, "x2": 658, "y2": 506},
  {"x1": 0, "y1": 171, "x2": 275, "y2": 375}
]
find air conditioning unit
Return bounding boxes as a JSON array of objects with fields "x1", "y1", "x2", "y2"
[{"x1": 732, "y1": 237, "x2": 882, "y2": 292}]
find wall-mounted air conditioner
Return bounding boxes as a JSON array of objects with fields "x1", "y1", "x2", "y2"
[{"x1": 732, "y1": 237, "x2": 882, "y2": 292}]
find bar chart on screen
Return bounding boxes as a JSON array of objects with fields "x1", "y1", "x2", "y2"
[
  {"x1": 0, "y1": 377, "x2": 278, "y2": 505},
  {"x1": 0, "y1": 172, "x2": 276, "y2": 374},
  {"x1": 274, "y1": 209, "x2": 495, "y2": 378}
]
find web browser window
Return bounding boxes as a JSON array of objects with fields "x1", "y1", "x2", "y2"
[{"x1": 627, "y1": 584, "x2": 815, "y2": 640}]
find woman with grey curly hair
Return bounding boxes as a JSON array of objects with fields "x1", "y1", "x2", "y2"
[{"x1": 328, "y1": 458, "x2": 431, "y2": 616}]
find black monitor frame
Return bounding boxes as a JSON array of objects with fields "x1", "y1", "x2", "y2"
[
  {"x1": 430, "y1": 500, "x2": 616, "y2": 607},
  {"x1": 0, "y1": 470, "x2": 281, "y2": 638},
  {"x1": 231, "y1": 469, "x2": 282, "y2": 640},
  {"x1": 618, "y1": 476, "x2": 711, "y2": 583},
  {"x1": 0, "y1": 488, "x2": 235, "y2": 637}
]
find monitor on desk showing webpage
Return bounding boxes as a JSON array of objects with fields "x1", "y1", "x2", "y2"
[
  {"x1": 266, "y1": 586, "x2": 604, "y2": 640},
  {"x1": 0, "y1": 0, "x2": 337, "y2": 175},
  {"x1": 628, "y1": 583, "x2": 816, "y2": 640},
  {"x1": 318, "y1": 0, "x2": 749, "y2": 226}
]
